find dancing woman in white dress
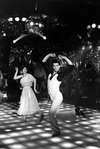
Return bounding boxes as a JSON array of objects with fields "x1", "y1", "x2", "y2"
[{"x1": 13, "y1": 66, "x2": 44, "y2": 122}]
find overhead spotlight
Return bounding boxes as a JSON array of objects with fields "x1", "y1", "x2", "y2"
[
  {"x1": 22, "y1": 17, "x2": 27, "y2": 22},
  {"x1": 86, "y1": 25, "x2": 91, "y2": 29},
  {"x1": 42, "y1": 14, "x2": 47, "y2": 18},
  {"x1": 30, "y1": 21, "x2": 34, "y2": 26},
  {"x1": 91, "y1": 23, "x2": 96, "y2": 28},
  {"x1": 2, "y1": 31, "x2": 6, "y2": 36},
  {"x1": 82, "y1": 46, "x2": 85, "y2": 50},
  {"x1": 3, "y1": 33, "x2": 6, "y2": 36},
  {"x1": 13, "y1": 40, "x2": 16, "y2": 43},
  {"x1": 43, "y1": 36, "x2": 46, "y2": 40},
  {"x1": 36, "y1": 31, "x2": 47, "y2": 40},
  {"x1": 98, "y1": 25, "x2": 100, "y2": 29},
  {"x1": 39, "y1": 23, "x2": 43, "y2": 28},
  {"x1": 77, "y1": 35, "x2": 82, "y2": 39},
  {"x1": 8, "y1": 17, "x2": 13, "y2": 22},
  {"x1": 13, "y1": 34, "x2": 28, "y2": 43},
  {"x1": 15, "y1": 17, "x2": 20, "y2": 21}
]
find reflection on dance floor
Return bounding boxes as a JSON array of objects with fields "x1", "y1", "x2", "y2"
[{"x1": 0, "y1": 100, "x2": 100, "y2": 149}]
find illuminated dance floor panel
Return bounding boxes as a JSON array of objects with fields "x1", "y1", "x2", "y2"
[{"x1": 0, "y1": 101, "x2": 100, "y2": 149}]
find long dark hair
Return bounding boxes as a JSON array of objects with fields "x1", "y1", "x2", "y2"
[{"x1": 20, "y1": 65, "x2": 28, "y2": 72}]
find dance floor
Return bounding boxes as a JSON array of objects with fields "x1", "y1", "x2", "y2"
[{"x1": 0, "y1": 99, "x2": 100, "y2": 149}]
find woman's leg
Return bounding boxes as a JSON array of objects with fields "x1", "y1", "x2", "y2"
[{"x1": 22, "y1": 115, "x2": 26, "y2": 122}]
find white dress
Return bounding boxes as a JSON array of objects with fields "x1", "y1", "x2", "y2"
[{"x1": 17, "y1": 73, "x2": 40, "y2": 115}]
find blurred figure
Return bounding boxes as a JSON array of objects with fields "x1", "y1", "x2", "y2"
[
  {"x1": 0, "y1": 70, "x2": 3, "y2": 87},
  {"x1": 86, "y1": 62, "x2": 97, "y2": 106},
  {"x1": 95, "y1": 71, "x2": 100, "y2": 103},
  {"x1": 0, "y1": 70, "x2": 4, "y2": 103},
  {"x1": 70, "y1": 68, "x2": 81, "y2": 105},
  {"x1": 33, "y1": 62, "x2": 47, "y2": 101}
]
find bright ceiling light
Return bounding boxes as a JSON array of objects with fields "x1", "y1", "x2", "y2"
[
  {"x1": 97, "y1": 25, "x2": 100, "y2": 29},
  {"x1": 15, "y1": 17, "x2": 20, "y2": 21},
  {"x1": 30, "y1": 21, "x2": 34, "y2": 26},
  {"x1": 22, "y1": 17, "x2": 27, "y2": 22},
  {"x1": 86, "y1": 25, "x2": 91, "y2": 29},
  {"x1": 8, "y1": 17, "x2": 13, "y2": 22},
  {"x1": 91, "y1": 23, "x2": 96, "y2": 28}
]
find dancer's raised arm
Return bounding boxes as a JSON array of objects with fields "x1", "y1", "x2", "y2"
[
  {"x1": 42, "y1": 53, "x2": 56, "y2": 62},
  {"x1": 58, "y1": 55, "x2": 73, "y2": 65},
  {"x1": 13, "y1": 67, "x2": 23, "y2": 80}
]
